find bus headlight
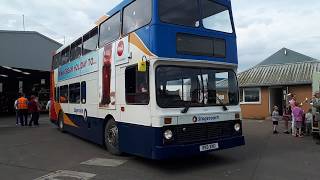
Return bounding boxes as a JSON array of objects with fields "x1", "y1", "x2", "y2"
[
  {"x1": 164, "y1": 129, "x2": 173, "y2": 140},
  {"x1": 234, "y1": 123, "x2": 241, "y2": 132}
]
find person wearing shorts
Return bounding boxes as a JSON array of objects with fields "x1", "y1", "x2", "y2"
[
  {"x1": 272, "y1": 106, "x2": 280, "y2": 134},
  {"x1": 292, "y1": 102, "x2": 304, "y2": 137}
]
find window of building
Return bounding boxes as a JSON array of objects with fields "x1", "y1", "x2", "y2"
[
  {"x1": 123, "y1": 0, "x2": 152, "y2": 35},
  {"x1": 159, "y1": 0, "x2": 199, "y2": 27},
  {"x1": 61, "y1": 47, "x2": 70, "y2": 65},
  {"x1": 99, "y1": 12, "x2": 121, "y2": 47},
  {"x1": 81, "y1": 81, "x2": 86, "y2": 104},
  {"x1": 240, "y1": 88, "x2": 261, "y2": 103},
  {"x1": 0, "y1": 83, "x2": 3, "y2": 93},
  {"x1": 125, "y1": 65, "x2": 149, "y2": 104},
  {"x1": 239, "y1": 88, "x2": 243, "y2": 102},
  {"x1": 70, "y1": 38, "x2": 82, "y2": 61},
  {"x1": 59, "y1": 85, "x2": 69, "y2": 103},
  {"x1": 83, "y1": 27, "x2": 98, "y2": 55},
  {"x1": 69, "y1": 83, "x2": 80, "y2": 104}
]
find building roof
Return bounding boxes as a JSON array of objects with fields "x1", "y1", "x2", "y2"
[
  {"x1": 258, "y1": 48, "x2": 316, "y2": 66},
  {"x1": 239, "y1": 48, "x2": 320, "y2": 87},
  {"x1": 0, "y1": 30, "x2": 62, "y2": 71}
]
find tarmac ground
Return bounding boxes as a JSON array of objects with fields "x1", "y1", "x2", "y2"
[{"x1": 0, "y1": 115, "x2": 319, "y2": 180}]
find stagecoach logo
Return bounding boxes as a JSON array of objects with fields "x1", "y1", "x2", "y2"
[
  {"x1": 117, "y1": 41, "x2": 124, "y2": 56},
  {"x1": 192, "y1": 115, "x2": 220, "y2": 123},
  {"x1": 192, "y1": 116, "x2": 198, "y2": 123}
]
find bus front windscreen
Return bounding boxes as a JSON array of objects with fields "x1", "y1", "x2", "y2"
[
  {"x1": 159, "y1": 0, "x2": 233, "y2": 33},
  {"x1": 156, "y1": 66, "x2": 239, "y2": 108}
]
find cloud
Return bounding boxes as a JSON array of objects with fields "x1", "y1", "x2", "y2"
[
  {"x1": 0, "y1": 0, "x2": 121, "y2": 43},
  {"x1": 1, "y1": 0, "x2": 320, "y2": 72},
  {"x1": 232, "y1": 0, "x2": 320, "y2": 71}
]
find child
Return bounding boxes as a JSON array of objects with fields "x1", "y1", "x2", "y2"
[
  {"x1": 305, "y1": 109, "x2": 313, "y2": 135},
  {"x1": 292, "y1": 102, "x2": 304, "y2": 137},
  {"x1": 272, "y1": 106, "x2": 280, "y2": 134}
]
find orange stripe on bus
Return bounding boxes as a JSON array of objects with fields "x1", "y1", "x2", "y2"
[
  {"x1": 129, "y1": 33, "x2": 155, "y2": 57},
  {"x1": 54, "y1": 102, "x2": 78, "y2": 128}
]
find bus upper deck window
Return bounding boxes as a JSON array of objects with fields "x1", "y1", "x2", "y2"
[
  {"x1": 83, "y1": 28, "x2": 98, "y2": 55},
  {"x1": 159, "y1": 0, "x2": 199, "y2": 27},
  {"x1": 99, "y1": 12, "x2": 121, "y2": 47},
  {"x1": 201, "y1": 0, "x2": 233, "y2": 33},
  {"x1": 122, "y1": 0, "x2": 151, "y2": 35}
]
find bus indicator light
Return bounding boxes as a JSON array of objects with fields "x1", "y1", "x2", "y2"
[{"x1": 164, "y1": 117, "x2": 172, "y2": 124}]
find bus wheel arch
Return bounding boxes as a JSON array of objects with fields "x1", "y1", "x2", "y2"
[{"x1": 103, "y1": 115, "x2": 121, "y2": 155}]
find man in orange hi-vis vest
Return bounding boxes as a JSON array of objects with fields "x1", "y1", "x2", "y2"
[{"x1": 17, "y1": 93, "x2": 29, "y2": 126}]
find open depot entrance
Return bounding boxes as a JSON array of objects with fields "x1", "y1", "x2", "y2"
[{"x1": 269, "y1": 87, "x2": 287, "y2": 116}]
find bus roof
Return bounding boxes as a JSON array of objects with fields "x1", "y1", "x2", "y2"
[
  {"x1": 107, "y1": 0, "x2": 133, "y2": 16},
  {"x1": 107, "y1": 0, "x2": 231, "y2": 16},
  {"x1": 54, "y1": 0, "x2": 233, "y2": 55}
]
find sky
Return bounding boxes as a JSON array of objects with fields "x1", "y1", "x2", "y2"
[{"x1": 0, "y1": 0, "x2": 320, "y2": 72}]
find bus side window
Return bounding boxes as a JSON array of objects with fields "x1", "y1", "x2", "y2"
[
  {"x1": 69, "y1": 83, "x2": 80, "y2": 104},
  {"x1": 81, "y1": 81, "x2": 86, "y2": 104},
  {"x1": 61, "y1": 46, "x2": 71, "y2": 65},
  {"x1": 70, "y1": 38, "x2": 82, "y2": 61},
  {"x1": 122, "y1": 0, "x2": 152, "y2": 35},
  {"x1": 125, "y1": 65, "x2": 149, "y2": 105},
  {"x1": 83, "y1": 27, "x2": 98, "y2": 55},
  {"x1": 99, "y1": 12, "x2": 121, "y2": 47},
  {"x1": 59, "y1": 85, "x2": 69, "y2": 103},
  {"x1": 52, "y1": 54, "x2": 59, "y2": 69}
]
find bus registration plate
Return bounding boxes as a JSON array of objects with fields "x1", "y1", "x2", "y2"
[{"x1": 199, "y1": 143, "x2": 219, "y2": 152}]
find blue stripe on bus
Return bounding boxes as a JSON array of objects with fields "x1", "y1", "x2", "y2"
[
  {"x1": 61, "y1": 115, "x2": 245, "y2": 159},
  {"x1": 64, "y1": 114, "x2": 105, "y2": 145},
  {"x1": 118, "y1": 122, "x2": 245, "y2": 159}
]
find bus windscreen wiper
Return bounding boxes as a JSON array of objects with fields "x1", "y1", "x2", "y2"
[
  {"x1": 181, "y1": 101, "x2": 192, "y2": 114},
  {"x1": 216, "y1": 96, "x2": 228, "y2": 111}
]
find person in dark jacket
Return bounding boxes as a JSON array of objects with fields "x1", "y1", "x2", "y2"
[{"x1": 28, "y1": 95, "x2": 40, "y2": 127}]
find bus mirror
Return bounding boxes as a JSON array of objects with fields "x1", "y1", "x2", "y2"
[{"x1": 138, "y1": 56, "x2": 147, "y2": 72}]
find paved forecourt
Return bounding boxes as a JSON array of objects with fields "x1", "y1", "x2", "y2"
[{"x1": 0, "y1": 115, "x2": 319, "y2": 180}]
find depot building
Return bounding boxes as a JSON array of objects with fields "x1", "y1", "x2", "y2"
[
  {"x1": 0, "y1": 30, "x2": 61, "y2": 113},
  {"x1": 238, "y1": 48, "x2": 320, "y2": 119}
]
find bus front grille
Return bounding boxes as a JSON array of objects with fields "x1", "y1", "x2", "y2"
[{"x1": 174, "y1": 120, "x2": 240, "y2": 144}]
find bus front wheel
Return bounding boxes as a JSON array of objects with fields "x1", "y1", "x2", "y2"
[{"x1": 104, "y1": 118, "x2": 121, "y2": 155}]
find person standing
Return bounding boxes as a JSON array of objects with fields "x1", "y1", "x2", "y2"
[
  {"x1": 28, "y1": 95, "x2": 40, "y2": 127},
  {"x1": 288, "y1": 93, "x2": 296, "y2": 136},
  {"x1": 272, "y1": 106, "x2": 280, "y2": 134},
  {"x1": 305, "y1": 109, "x2": 313, "y2": 136},
  {"x1": 17, "y1": 93, "x2": 29, "y2": 126},
  {"x1": 46, "y1": 99, "x2": 51, "y2": 117},
  {"x1": 282, "y1": 106, "x2": 291, "y2": 134},
  {"x1": 14, "y1": 99, "x2": 19, "y2": 126},
  {"x1": 310, "y1": 91, "x2": 320, "y2": 144},
  {"x1": 292, "y1": 102, "x2": 304, "y2": 137}
]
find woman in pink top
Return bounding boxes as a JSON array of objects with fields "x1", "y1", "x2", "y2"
[{"x1": 292, "y1": 102, "x2": 304, "y2": 137}]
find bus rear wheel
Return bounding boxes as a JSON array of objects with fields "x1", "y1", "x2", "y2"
[
  {"x1": 58, "y1": 112, "x2": 65, "y2": 132},
  {"x1": 104, "y1": 118, "x2": 121, "y2": 155}
]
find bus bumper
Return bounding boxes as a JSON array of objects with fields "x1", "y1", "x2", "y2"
[{"x1": 151, "y1": 135, "x2": 245, "y2": 160}]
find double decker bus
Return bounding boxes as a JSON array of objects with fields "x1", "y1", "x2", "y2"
[{"x1": 50, "y1": 0, "x2": 244, "y2": 159}]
